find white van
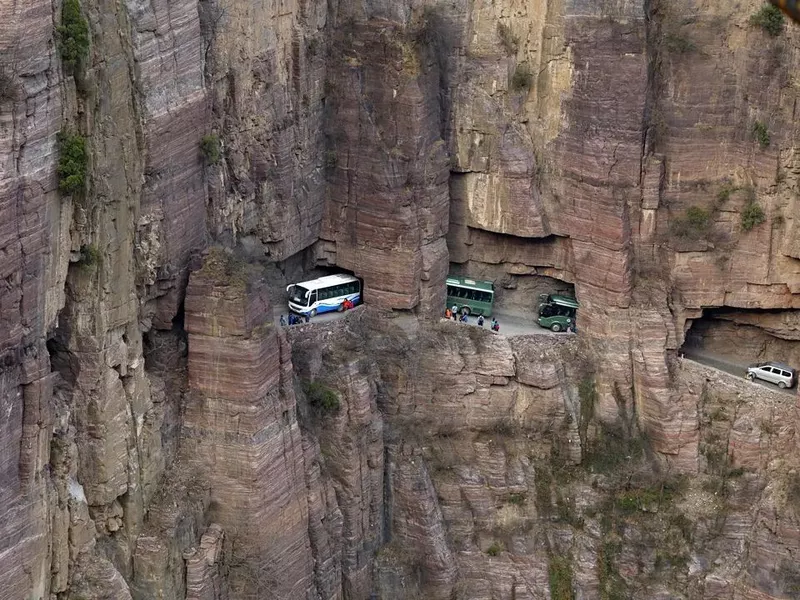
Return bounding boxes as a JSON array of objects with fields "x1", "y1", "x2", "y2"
[
  {"x1": 746, "y1": 361, "x2": 796, "y2": 389},
  {"x1": 286, "y1": 274, "x2": 361, "y2": 317}
]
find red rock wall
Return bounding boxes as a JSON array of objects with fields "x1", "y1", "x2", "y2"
[
  {"x1": 319, "y1": 17, "x2": 450, "y2": 315},
  {"x1": 4, "y1": 0, "x2": 800, "y2": 598},
  {"x1": 183, "y1": 256, "x2": 341, "y2": 598}
]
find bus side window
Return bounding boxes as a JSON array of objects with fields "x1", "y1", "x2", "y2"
[{"x1": 446, "y1": 286, "x2": 453, "y2": 297}]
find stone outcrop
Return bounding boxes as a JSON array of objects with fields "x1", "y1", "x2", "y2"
[
  {"x1": 182, "y1": 249, "x2": 328, "y2": 598},
  {"x1": 184, "y1": 524, "x2": 226, "y2": 600},
  {"x1": 318, "y1": 15, "x2": 450, "y2": 314},
  {"x1": 286, "y1": 311, "x2": 384, "y2": 597}
]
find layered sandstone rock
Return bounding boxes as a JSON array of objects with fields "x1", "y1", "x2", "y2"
[
  {"x1": 182, "y1": 249, "x2": 340, "y2": 599},
  {"x1": 318, "y1": 15, "x2": 450, "y2": 314},
  {"x1": 3, "y1": 0, "x2": 800, "y2": 599},
  {"x1": 202, "y1": 0, "x2": 328, "y2": 261},
  {"x1": 0, "y1": 0, "x2": 66, "y2": 595}
]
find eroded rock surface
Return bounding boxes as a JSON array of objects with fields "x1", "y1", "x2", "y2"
[{"x1": 3, "y1": 0, "x2": 800, "y2": 598}]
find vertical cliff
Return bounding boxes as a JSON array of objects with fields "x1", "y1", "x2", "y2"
[{"x1": 2, "y1": 0, "x2": 800, "y2": 599}]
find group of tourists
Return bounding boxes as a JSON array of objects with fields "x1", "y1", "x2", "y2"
[
  {"x1": 444, "y1": 306, "x2": 500, "y2": 332},
  {"x1": 280, "y1": 313, "x2": 309, "y2": 326}
]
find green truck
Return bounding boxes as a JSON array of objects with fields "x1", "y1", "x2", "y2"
[{"x1": 537, "y1": 294, "x2": 578, "y2": 332}]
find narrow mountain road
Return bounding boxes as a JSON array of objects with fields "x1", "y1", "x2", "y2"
[
  {"x1": 682, "y1": 347, "x2": 796, "y2": 396},
  {"x1": 444, "y1": 309, "x2": 566, "y2": 338},
  {"x1": 273, "y1": 302, "x2": 567, "y2": 337},
  {"x1": 273, "y1": 302, "x2": 792, "y2": 396}
]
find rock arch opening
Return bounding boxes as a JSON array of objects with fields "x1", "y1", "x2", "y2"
[{"x1": 681, "y1": 307, "x2": 800, "y2": 372}]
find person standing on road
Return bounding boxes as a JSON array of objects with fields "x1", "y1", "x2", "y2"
[
  {"x1": 304, "y1": 312, "x2": 310, "y2": 323},
  {"x1": 477, "y1": 314, "x2": 484, "y2": 327},
  {"x1": 451, "y1": 305, "x2": 458, "y2": 321},
  {"x1": 460, "y1": 312, "x2": 468, "y2": 323}
]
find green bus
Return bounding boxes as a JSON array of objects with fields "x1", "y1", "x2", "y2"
[
  {"x1": 446, "y1": 276, "x2": 495, "y2": 316},
  {"x1": 537, "y1": 294, "x2": 578, "y2": 332}
]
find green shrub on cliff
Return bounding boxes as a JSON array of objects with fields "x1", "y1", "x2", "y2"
[
  {"x1": 303, "y1": 381, "x2": 340, "y2": 412},
  {"x1": 486, "y1": 542, "x2": 503, "y2": 557},
  {"x1": 670, "y1": 205, "x2": 710, "y2": 239},
  {"x1": 741, "y1": 201, "x2": 766, "y2": 231},
  {"x1": 79, "y1": 244, "x2": 102, "y2": 269},
  {"x1": 548, "y1": 555, "x2": 575, "y2": 600},
  {"x1": 715, "y1": 182, "x2": 739, "y2": 206},
  {"x1": 511, "y1": 64, "x2": 533, "y2": 91},
  {"x1": 200, "y1": 134, "x2": 221, "y2": 164},
  {"x1": 752, "y1": 121, "x2": 770, "y2": 148},
  {"x1": 750, "y1": 4, "x2": 784, "y2": 37},
  {"x1": 57, "y1": 131, "x2": 88, "y2": 194},
  {"x1": 58, "y1": 0, "x2": 90, "y2": 72}
]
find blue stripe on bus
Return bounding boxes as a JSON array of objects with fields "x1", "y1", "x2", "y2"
[{"x1": 290, "y1": 294, "x2": 361, "y2": 315}]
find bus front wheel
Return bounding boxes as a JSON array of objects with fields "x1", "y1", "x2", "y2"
[
  {"x1": 461, "y1": 307, "x2": 471, "y2": 316},
  {"x1": 309, "y1": 309, "x2": 317, "y2": 318},
  {"x1": 551, "y1": 323, "x2": 562, "y2": 333}
]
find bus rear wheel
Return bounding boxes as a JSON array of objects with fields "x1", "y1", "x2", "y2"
[
  {"x1": 337, "y1": 303, "x2": 345, "y2": 312},
  {"x1": 551, "y1": 323, "x2": 562, "y2": 333}
]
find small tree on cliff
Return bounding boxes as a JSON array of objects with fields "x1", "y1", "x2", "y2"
[
  {"x1": 750, "y1": 3, "x2": 785, "y2": 37},
  {"x1": 57, "y1": 131, "x2": 88, "y2": 195},
  {"x1": 58, "y1": 0, "x2": 90, "y2": 74}
]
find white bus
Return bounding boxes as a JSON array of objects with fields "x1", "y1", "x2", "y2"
[{"x1": 286, "y1": 274, "x2": 362, "y2": 317}]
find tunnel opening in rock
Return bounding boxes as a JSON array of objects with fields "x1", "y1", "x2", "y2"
[
  {"x1": 447, "y1": 261, "x2": 575, "y2": 315},
  {"x1": 681, "y1": 306, "x2": 800, "y2": 372}
]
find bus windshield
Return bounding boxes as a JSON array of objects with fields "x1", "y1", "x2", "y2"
[{"x1": 289, "y1": 285, "x2": 310, "y2": 306}]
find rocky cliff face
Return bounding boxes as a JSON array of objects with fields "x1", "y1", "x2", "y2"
[{"x1": 2, "y1": 0, "x2": 800, "y2": 598}]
